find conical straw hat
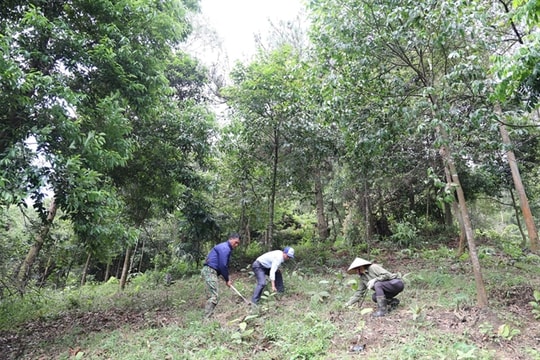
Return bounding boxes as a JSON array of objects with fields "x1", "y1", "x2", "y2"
[{"x1": 347, "y1": 258, "x2": 372, "y2": 274}]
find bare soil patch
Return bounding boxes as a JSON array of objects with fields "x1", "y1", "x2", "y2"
[{"x1": 0, "y1": 307, "x2": 181, "y2": 360}]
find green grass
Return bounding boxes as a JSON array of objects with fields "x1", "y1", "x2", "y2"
[{"x1": 2, "y1": 244, "x2": 540, "y2": 360}]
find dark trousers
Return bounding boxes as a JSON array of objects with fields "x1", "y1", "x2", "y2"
[
  {"x1": 372, "y1": 278, "x2": 405, "y2": 302},
  {"x1": 251, "y1": 260, "x2": 284, "y2": 304}
]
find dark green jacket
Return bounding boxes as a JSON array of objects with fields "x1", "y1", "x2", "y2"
[{"x1": 345, "y1": 264, "x2": 400, "y2": 306}]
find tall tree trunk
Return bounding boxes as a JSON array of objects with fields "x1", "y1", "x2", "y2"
[
  {"x1": 120, "y1": 247, "x2": 131, "y2": 290},
  {"x1": 104, "y1": 262, "x2": 110, "y2": 282},
  {"x1": 138, "y1": 236, "x2": 146, "y2": 273},
  {"x1": 314, "y1": 167, "x2": 329, "y2": 241},
  {"x1": 509, "y1": 187, "x2": 528, "y2": 248},
  {"x1": 239, "y1": 182, "x2": 247, "y2": 242},
  {"x1": 443, "y1": 164, "x2": 466, "y2": 254},
  {"x1": 81, "y1": 253, "x2": 91, "y2": 286},
  {"x1": 438, "y1": 126, "x2": 488, "y2": 308},
  {"x1": 17, "y1": 199, "x2": 57, "y2": 286},
  {"x1": 497, "y1": 106, "x2": 539, "y2": 252},
  {"x1": 62, "y1": 262, "x2": 73, "y2": 288},
  {"x1": 130, "y1": 238, "x2": 139, "y2": 274},
  {"x1": 444, "y1": 202, "x2": 452, "y2": 228},
  {"x1": 39, "y1": 257, "x2": 55, "y2": 288},
  {"x1": 362, "y1": 179, "x2": 373, "y2": 245},
  {"x1": 267, "y1": 126, "x2": 279, "y2": 249},
  {"x1": 39, "y1": 256, "x2": 56, "y2": 287},
  {"x1": 244, "y1": 221, "x2": 251, "y2": 245},
  {"x1": 115, "y1": 258, "x2": 122, "y2": 278},
  {"x1": 453, "y1": 201, "x2": 466, "y2": 256},
  {"x1": 328, "y1": 199, "x2": 341, "y2": 243}
]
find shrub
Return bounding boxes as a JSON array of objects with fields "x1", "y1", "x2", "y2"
[{"x1": 391, "y1": 220, "x2": 418, "y2": 247}]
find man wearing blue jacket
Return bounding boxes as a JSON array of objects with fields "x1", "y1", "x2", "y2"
[{"x1": 201, "y1": 233, "x2": 241, "y2": 318}]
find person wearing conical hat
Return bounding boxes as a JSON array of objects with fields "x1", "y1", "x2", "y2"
[{"x1": 344, "y1": 257, "x2": 404, "y2": 317}]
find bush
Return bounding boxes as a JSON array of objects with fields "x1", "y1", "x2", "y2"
[{"x1": 391, "y1": 220, "x2": 419, "y2": 247}]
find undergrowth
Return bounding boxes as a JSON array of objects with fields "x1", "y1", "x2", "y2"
[{"x1": 1, "y1": 241, "x2": 540, "y2": 360}]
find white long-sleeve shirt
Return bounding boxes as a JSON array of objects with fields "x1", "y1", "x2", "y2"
[{"x1": 256, "y1": 250, "x2": 284, "y2": 281}]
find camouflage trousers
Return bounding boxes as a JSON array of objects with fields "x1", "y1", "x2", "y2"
[{"x1": 201, "y1": 265, "x2": 219, "y2": 306}]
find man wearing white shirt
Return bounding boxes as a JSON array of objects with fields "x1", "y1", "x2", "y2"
[{"x1": 250, "y1": 247, "x2": 295, "y2": 304}]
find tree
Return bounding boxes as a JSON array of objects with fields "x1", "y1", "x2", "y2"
[
  {"x1": 110, "y1": 96, "x2": 217, "y2": 288},
  {"x1": 492, "y1": 0, "x2": 540, "y2": 252},
  {"x1": 259, "y1": 16, "x2": 340, "y2": 242},
  {"x1": 223, "y1": 45, "x2": 307, "y2": 248},
  {"x1": 307, "y1": 0, "x2": 501, "y2": 306},
  {"x1": 0, "y1": 0, "x2": 200, "y2": 288}
]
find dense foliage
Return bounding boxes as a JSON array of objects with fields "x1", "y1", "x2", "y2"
[{"x1": 1, "y1": 0, "x2": 539, "y2": 305}]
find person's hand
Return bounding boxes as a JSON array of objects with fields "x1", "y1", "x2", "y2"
[
  {"x1": 226, "y1": 280, "x2": 232, "y2": 287},
  {"x1": 367, "y1": 278, "x2": 377, "y2": 290},
  {"x1": 272, "y1": 285, "x2": 278, "y2": 292}
]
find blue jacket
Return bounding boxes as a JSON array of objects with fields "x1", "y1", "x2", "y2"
[{"x1": 205, "y1": 241, "x2": 234, "y2": 282}]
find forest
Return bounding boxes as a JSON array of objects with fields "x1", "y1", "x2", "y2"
[{"x1": 1, "y1": 0, "x2": 540, "y2": 359}]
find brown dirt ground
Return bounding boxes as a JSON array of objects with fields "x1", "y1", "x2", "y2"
[
  {"x1": 326, "y1": 301, "x2": 540, "y2": 359},
  {"x1": 0, "y1": 307, "x2": 182, "y2": 359}
]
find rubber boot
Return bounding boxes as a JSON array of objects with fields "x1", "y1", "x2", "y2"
[
  {"x1": 373, "y1": 296, "x2": 388, "y2": 317},
  {"x1": 388, "y1": 298, "x2": 400, "y2": 312},
  {"x1": 204, "y1": 301, "x2": 216, "y2": 318}
]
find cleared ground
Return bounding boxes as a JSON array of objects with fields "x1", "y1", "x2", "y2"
[{"x1": 2, "y1": 245, "x2": 540, "y2": 359}]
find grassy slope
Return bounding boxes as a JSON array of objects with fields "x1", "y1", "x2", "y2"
[{"x1": 2, "y1": 242, "x2": 540, "y2": 360}]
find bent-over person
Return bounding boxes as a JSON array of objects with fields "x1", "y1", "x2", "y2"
[
  {"x1": 344, "y1": 257, "x2": 404, "y2": 317},
  {"x1": 201, "y1": 233, "x2": 241, "y2": 318},
  {"x1": 251, "y1": 247, "x2": 295, "y2": 305}
]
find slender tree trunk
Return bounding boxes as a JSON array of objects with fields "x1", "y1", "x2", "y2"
[
  {"x1": 81, "y1": 253, "x2": 91, "y2": 286},
  {"x1": 444, "y1": 202, "x2": 452, "y2": 227},
  {"x1": 138, "y1": 236, "x2": 146, "y2": 273},
  {"x1": 244, "y1": 221, "x2": 251, "y2": 245},
  {"x1": 105, "y1": 262, "x2": 110, "y2": 282},
  {"x1": 130, "y1": 238, "x2": 139, "y2": 273},
  {"x1": 239, "y1": 182, "x2": 247, "y2": 241},
  {"x1": 328, "y1": 200, "x2": 341, "y2": 243},
  {"x1": 426, "y1": 191, "x2": 430, "y2": 219},
  {"x1": 120, "y1": 247, "x2": 131, "y2": 290},
  {"x1": 508, "y1": 188, "x2": 527, "y2": 248},
  {"x1": 497, "y1": 108, "x2": 539, "y2": 252},
  {"x1": 39, "y1": 256, "x2": 55, "y2": 287},
  {"x1": 314, "y1": 167, "x2": 329, "y2": 241},
  {"x1": 330, "y1": 200, "x2": 342, "y2": 230},
  {"x1": 17, "y1": 199, "x2": 57, "y2": 286},
  {"x1": 453, "y1": 201, "x2": 466, "y2": 255},
  {"x1": 62, "y1": 262, "x2": 72, "y2": 288},
  {"x1": 363, "y1": 179, "x2": 373, "y2": 245},
  {"x1": 438, "y1": 126, "x2": 488, "y2": 308},
  {"x1": 443, "y1": 164, "x2": 466, "y2": 254},
  {"x1": 267, "y1": 126, "x2": 279, "y2": 249},
  {"x1": 115, "y1": 258, "x2": 122, "y2": 278}
]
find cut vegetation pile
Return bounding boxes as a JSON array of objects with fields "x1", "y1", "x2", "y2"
[{"x1": 1, "y1": 241, "x2": 540, "y2": 359}]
